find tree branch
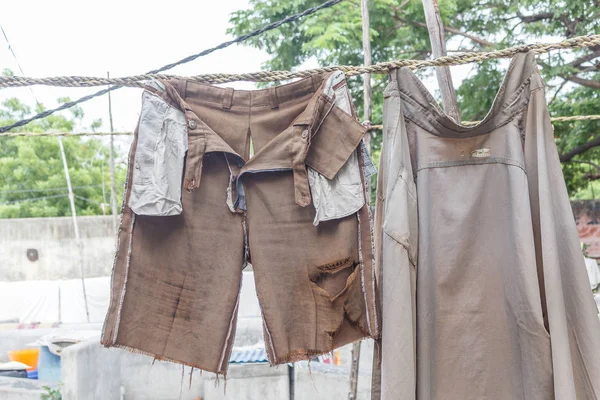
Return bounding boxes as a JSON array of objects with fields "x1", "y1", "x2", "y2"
[
  {"x1": 570, "y1": 159, "x2": 600, "y2": 171},
  {"x1": 516, "y1": 12, "x2": 554, "y2": 23},
  {"x1": 391, "y1": 8, "x2": 494, "y2": 48},
  {"x1": 443, "y1": 25, "x2": 495, "y2": 48},
  {"x1": 560, "y1": 137, "x2": 600, "y2": 162},
  {"x1": 572, "y1": 48, "x2": 600, "y2": 68},
  {"x1": 548, "y1": 78, "x2": 568, "y2": 106},
  {"x1": 567, "y1": 76, "x2": 600, "y2": 90}
]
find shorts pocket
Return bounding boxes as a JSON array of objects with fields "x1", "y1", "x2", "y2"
[
  {"x1": 128, "y1": 90, "x2": 188, "y2": 216},
  {"x1": 308, "y1": 149, "x2": 365, "y2": 226},
  {"x1": 307, "y1": 72, "x2": 367, "y2": 226}
]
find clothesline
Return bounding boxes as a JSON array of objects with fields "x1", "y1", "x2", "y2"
[
  {"x1": 0, "y1": 0, "x2": 346, "y2": 133},
  {"x1": 2, "y1": 115, "x2": 599, "y2": 137},
  {"x1": 0, "y1": 35, "x2": 599, "y2": 88}
]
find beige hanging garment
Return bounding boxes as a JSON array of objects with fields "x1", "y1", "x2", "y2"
[{"x1": 375, "y1": 50, "x2": 600, "y2": 400}]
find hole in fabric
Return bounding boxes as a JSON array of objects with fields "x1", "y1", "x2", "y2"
[{"x1": 310, "y1": 257, "x2": 355, "y2": 299}]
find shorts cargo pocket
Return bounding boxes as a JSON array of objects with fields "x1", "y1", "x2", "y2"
[
  {"x1": 128, "y1": 90, "x2": 188, "y2": 216},
  {"x1": 308, "y1": 149, "x2": 364, "y2": 226},
  {"x1": 306, "y1": 72, "x2": 368, "y2": 226}
]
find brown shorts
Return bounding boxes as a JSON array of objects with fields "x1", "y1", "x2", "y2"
[{"x1": 101, "y1": 72, "x2": 379, "y2": 375}]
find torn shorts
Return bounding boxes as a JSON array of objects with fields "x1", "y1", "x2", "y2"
[{"x1": 101, "y1": 72, "x2": 379, "y2": 375}]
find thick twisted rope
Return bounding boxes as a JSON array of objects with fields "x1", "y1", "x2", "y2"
[
  {"x1": 0, "y1": 0, "x2": 345, "y2": 133},
  {"x1": 2, "y1": 34, "x2": 599, "y2": 89},
  {"x1": 4, "y1": 115, "x2": 599, "y2": 137}
]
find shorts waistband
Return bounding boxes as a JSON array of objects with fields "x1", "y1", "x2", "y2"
[{"x1": 168, "y1": 74, "x2": 326, "y2": 109}]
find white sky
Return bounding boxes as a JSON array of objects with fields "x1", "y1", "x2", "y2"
[
  {"x1": 0, "y1": 0, "x2": 272, "y2": 155},
  {"x1": 0, "y1": 0, "x2": 477, "y2": 158}
]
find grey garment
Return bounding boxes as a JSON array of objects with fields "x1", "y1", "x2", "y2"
[
  {"x1": 371, "y1": 76, "x2": 418, "y2": 400},
  {"x1": 308, "y1": 71, "x2": 365, "y2": 226},
  {"x1": 128, "y1": 90, "x2": 188, "y2": 216},
  {"x1": 376, "y1": 51, "x2": 600, "y2": 400}
]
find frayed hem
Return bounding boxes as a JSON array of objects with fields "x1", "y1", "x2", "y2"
[{"x1": 101, "y1": 340, "x2": 228, "y2": 378}]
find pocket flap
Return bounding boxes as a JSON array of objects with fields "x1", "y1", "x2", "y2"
[{"x1": 306, "y1": 104, "x2": 367, "y2": 180}]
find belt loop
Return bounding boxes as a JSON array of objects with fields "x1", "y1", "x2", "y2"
[
  {"x1": 182, "y1": 80, "x2": 189, "y2": 99},
  {"x1": 176, "y1": 79, "x2": 187, "y2": 100},
  {"x1": 311, "y1": 74, "x2": 320, "y2": 93},
  {"x1": 222, "y1": 87, "x2": 234, "y2": 110},
  {"x1": 268, "y1": 87, "x2": 279, "y2": 109}
]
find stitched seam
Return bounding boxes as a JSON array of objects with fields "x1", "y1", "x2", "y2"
[
  {"x1": 383, "y1": 230, "x2": 417, "y2": 268},
  {"x1": 416, "y1": 157, "x2": 526, "y2": 173},
  {"x1": 357, "y1": 211, "x2": 373, "y2": 337},
  {"x1": 571, "y1": 326, "x2": 599, "y2": 399},
  {"x1": 112, "y1": 214, "x2": 136, "y2": 344},
  {"x1": 101, "y1": 133, "x2": 136, "y2": 344},
  {"x1": 259, "y1": 301, "x2": 277, "y2": 363},
  {"x1": 217, "y1": 273, "x2": 243, "y2": 373}
]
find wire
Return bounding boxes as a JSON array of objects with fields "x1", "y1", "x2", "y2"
[
  {"x1": 73, "y1": 194, "x2": 103, "y2": 205},
  {"x1": 0, "y1": 0, "x2": 346, "y2": 133},
  {"x1": 0, "y1": 193, "x2": 67, "y2": 205},
  {"x1": 0, "y1": 23, "x2": 42, "y2": 106},
  {"x1": 0, "y1": 184, "x2": 103, "y2": 193},
  {"x1": 1, "y1": 24, "x2": 27, "y2": 78}
]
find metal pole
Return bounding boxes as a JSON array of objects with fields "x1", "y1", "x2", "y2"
[
  {"x1": 421, "y1": 0, "x2": 461, "y2": 122},
  {"x1": 349, "y1": 1, "x2": 372, "y2": 399},
  {"x1": 58, "y1": 137, "x2": 91, "y2": 322},
  {"x1": 288, "y1": 364, "x2": 295, "y2": 400},
  {"x1": 107, "y1": 71, "x2": 119, "y2": 232}
]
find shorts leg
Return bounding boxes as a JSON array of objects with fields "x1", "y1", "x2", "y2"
[
  {"x1": 243, "y1": 170, "x2": 375, "y2": 364},
  {"x1": 102, "y1": 153, "x2": 244, "y2": 375}
]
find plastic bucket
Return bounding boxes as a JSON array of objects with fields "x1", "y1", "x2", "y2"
[
  {"x1": 37, "y1": 346, "x2": 61, "y2": 382},
  {"x1": 7, "y1": 348, "x2": 39, "y2": 372}
]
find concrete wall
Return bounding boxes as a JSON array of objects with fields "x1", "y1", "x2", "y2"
[
  {"x1": 0, "y1": 201, "x2": 595, "y2": 281},
  {"x1": 60, "y1": 339, "x2": 373, "y2": 400},
  {"x1": 203, "y1": 362, "x2": 373, "y2": 400},
  {"x1": 0, "y1": 376, "x2": 57, "y2": 400},
  {"x1": 61, "y1": 339, "x2": 205, "y2": 400},
  {"x1": 0, "y1": 216, "x2": 115, "y2": 281}
]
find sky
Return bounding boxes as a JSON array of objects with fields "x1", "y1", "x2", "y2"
[
  {"x1": 0, "y1": 0, "x2": 477, "y2": 158},
  {"x1": 0, "y1": 0, "x2": 273, "y2": 156}
]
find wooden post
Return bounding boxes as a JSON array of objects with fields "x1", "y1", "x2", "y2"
[
  {"x1": 349, "y1": 0, "x2": 372, "y2": 399},
  {"x1": 421, "y1": 0, "x2": 461, "y2": 122},
  {"x1": 107, "y1": 72, "x2": 119, "y2": 232}
]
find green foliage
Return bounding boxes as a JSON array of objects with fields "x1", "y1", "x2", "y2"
[
  {"x1": 229, "y1": 0, "x2": 600, "y2": 198},
  {"x1": 0, "y1": 90, "x2": 126, "y2": 218},
  {"x1": 41, "y1": 384, "x2": 62, "y2": 400}
]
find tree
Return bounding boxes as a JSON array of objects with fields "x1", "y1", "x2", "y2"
[
  {"x1": 0, "y1": 74, "x2": 127, "y2": 218},
  {"x1": 228, "y1": 0, "x2": 600, "y2": 196}
]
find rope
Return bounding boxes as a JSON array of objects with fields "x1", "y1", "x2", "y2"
[
  {"x1": 4, "y1": 115, "x2": 599, "y2": 137},
  {"x1": 2, "y1": 34, "x2": 599, "y2": 89},
  {"x1": 0, "y1": 0, "x2": 345, "y2": 133}
]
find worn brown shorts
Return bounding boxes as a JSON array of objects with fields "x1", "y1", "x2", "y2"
[{"x1": 101, "y1": 72, "x2": 379, "y2": 375}]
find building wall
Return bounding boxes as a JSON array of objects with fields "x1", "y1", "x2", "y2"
[
  {"x1": 0, "y1": 216, "x2": 115, "y2": 281},
  {"x1": 1, "y1": 200, "x2": 599, "y2": 282}
]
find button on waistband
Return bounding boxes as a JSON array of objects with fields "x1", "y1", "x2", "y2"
[
  {"x1": 188, "y1": 120, "x2": 197, "y2": 130},
  {"x1": 301, "y1": 129, "x2": 309, "y2": 139}
]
